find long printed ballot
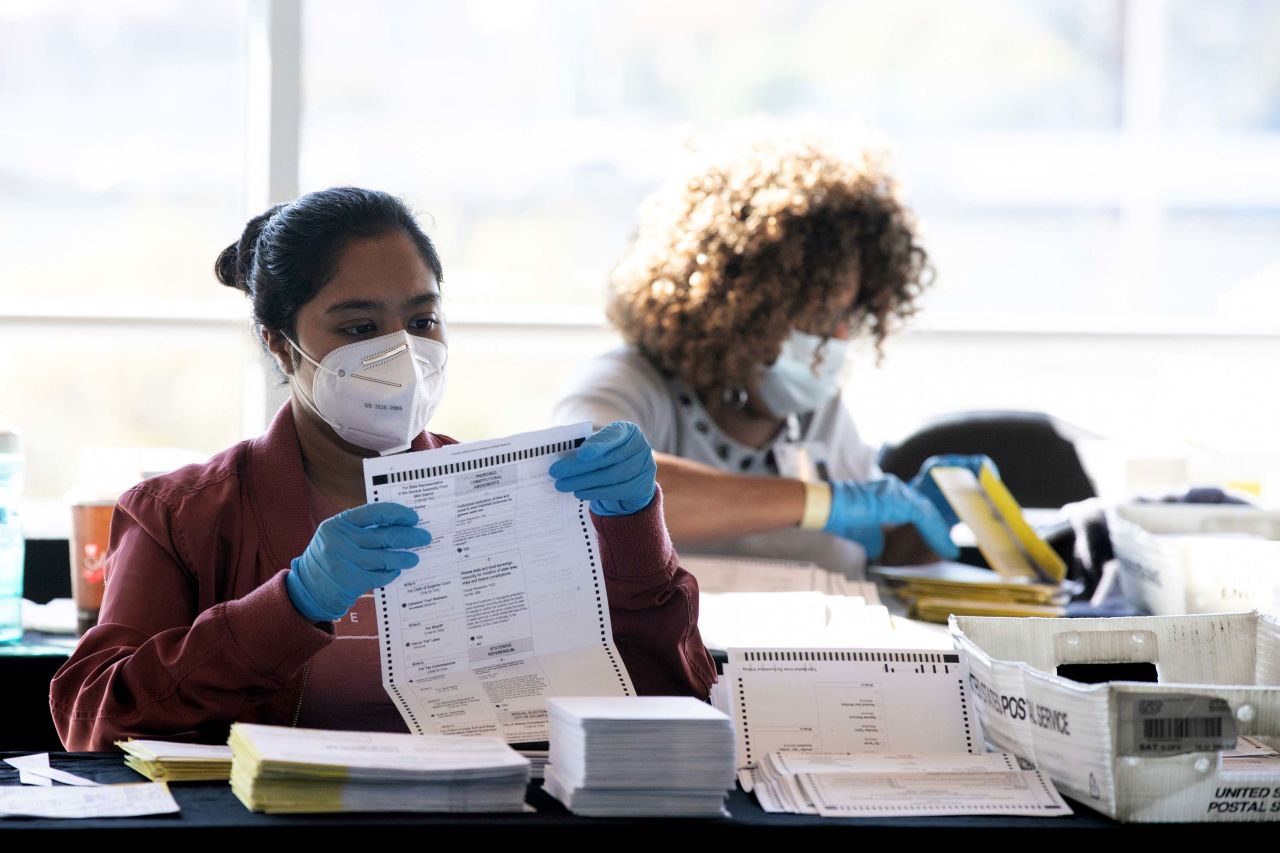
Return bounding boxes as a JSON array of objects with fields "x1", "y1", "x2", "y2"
[
  {"x1": 727, "y1": 648, "x2": 978, "y2": 769},
  {"x1": 364, "y1": 423, "x2": 634, "y2": 742}
]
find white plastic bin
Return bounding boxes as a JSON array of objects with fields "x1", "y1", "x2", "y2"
[
  {"x1": 952, "y1": 611, "x2": 1280, "y2": 823},
  {"x1": 1109, "y1": 503, "x2": 1280, "y2": 615}
]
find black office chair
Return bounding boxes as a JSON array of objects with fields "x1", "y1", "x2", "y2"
[{"x1": 878, "y1": 410, "x2": 1096, "y2": 509}]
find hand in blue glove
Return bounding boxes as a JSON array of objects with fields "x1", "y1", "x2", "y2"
[
  {"x1": 909, "y1": 454, "x2": 1000, "y2": 528},
  {"x1": 548, "y1": 421, "x2": 657, "y2": 517},
  {"x1": 824, "y1": 476, "x2": 959, "y2": 562},
  {"x1": 286, "y1": 502, "x2": 432, "y2": 622}
]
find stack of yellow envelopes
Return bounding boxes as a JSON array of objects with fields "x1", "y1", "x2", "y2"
[
  {"x1": 874, "y1": 562, "x2": 1068, "y2": 622},
  {"x1": 229, "y1": 723, "x2": 531, "y2": 814},
  {"x1": 117, "y1": 739, "x2": 233, "y2": 782}
]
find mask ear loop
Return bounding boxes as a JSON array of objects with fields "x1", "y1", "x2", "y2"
[
  {"x1": 811, "y1": 336, "x2": 831, "y2": 374},
  {"x1": 283, "y1": 335, "x2": 328, "y2": 372},
  {"x1": 281, "y1": 335, "x2": 333, "y2": 424}
]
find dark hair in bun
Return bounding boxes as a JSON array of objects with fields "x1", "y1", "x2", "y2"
[{"x1": 215, "y1": 186, "x2": 443, "y2": 338}]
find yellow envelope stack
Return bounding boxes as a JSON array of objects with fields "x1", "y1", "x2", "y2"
[
  {"x1": 874, "y1": 561, "x2": 1068, "y2": 622},
  {"x1": 228, "y1": 723, "x2": 531, "y2": 814},
  {"x1": 117, "y1": 739, "x2": 234, "y2": 782}
]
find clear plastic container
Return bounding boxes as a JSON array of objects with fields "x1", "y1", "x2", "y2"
[{"x1": 0, "y1": 428, "x2": 24, "y2": 644}]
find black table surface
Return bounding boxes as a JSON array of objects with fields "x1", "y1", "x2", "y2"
[{"x1": 0, "y1": 752, "x2": 1272, "y2": 837}]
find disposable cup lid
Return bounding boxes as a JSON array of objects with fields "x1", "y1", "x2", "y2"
[
  {"x1": 66, "y1": 487, "x2": 122, "y2": 506},
  {"x1": 70, "y1": 497, "x2": 119, "y2": 508}
]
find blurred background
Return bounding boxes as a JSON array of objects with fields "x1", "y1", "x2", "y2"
[{"x1": 3, "y1": 0, "x2": 1280, "y2": 531}]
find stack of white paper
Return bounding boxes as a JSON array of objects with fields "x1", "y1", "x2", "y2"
[
  {"x1": 698, "y1": 590, "x2": 906, "y2": 650},
  {"x1": 543, "y1": 697, "x2": 735, "y2": 818},
  {"x1": 682, "y1": 554, "x2": 880, "y2": 600},
  {"x1": 228, "y1": 723, "x2": 530, "y2": 814},
  {"x1": 518, "y1": 748, "x2": 549, "y2": 780}
]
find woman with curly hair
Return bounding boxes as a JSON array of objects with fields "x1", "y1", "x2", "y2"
[{"x1": 555, "y1": 136, "x2": 986, "y2": 573}]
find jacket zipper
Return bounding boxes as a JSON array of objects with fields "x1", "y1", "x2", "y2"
[{"x1": 290, "y1": 661, "x2": 312, "y2": 727}]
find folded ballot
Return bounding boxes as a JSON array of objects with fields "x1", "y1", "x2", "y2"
[
  {"x1": 747, "y1": 750, "x2": 1072, "y2": 818},
  {"x1": 117, "y1": 739, "x2": 234, "y2": 782},
  {"x1": 543, "y1": 697, "x2": 735, "y2": 818},
  {"x1": 228, "y1": 723, "x2": 530, "y2": 814}
]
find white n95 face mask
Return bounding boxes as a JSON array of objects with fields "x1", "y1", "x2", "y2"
[
  {"x1": 755, "y1": 329, "x2": 850, "y2": 418},
  {"x1": 287, "y1": 330, "x2": 448, "y2": 455}
]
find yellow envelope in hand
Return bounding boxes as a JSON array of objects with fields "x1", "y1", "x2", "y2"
[{"x1": 929, "y1": 464, "x2": 1067, "y2": 584}]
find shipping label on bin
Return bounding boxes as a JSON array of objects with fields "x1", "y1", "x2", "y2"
[{"x1": 1115, "y1": 693, "x2": 1239, "y2": 757}]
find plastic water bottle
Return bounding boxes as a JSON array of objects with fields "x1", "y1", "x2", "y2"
[{"x1": 0, "y1": 426, "x2": 24, "y2": 644}]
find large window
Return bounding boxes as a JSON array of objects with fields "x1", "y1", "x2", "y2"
[
  {"x1": 4, "y1": 0, "x2": 1280, "y2": 509},
  {"x1": 0, "y1": 1, "x2": 253, "y2": 505},
  {"x1": 301, "y1": 0, "x2": 1280, "y2": 453},
  {"x1": 302, "y1": 0, "x2": 1130, "y2": 312}
]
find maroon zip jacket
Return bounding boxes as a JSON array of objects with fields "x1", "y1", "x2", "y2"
[{"x1": 50, "y1": 406, "x2": 716, "y2": 750}]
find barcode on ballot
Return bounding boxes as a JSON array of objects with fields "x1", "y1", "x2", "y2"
[{"x1": 1142, "y1": 717, "x2": 1222, "y2": 740}]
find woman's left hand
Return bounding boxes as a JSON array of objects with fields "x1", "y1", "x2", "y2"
[
  {"x1": 909, "y1": 454, "x2": 1000, "y2": 528},
  {"x1": 549, "y1": 421, "x2": 657, "y2": 516}
]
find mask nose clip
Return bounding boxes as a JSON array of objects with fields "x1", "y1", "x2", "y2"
[{"x1": 361, "y1": 342, "x2": 410, "y2": 367}]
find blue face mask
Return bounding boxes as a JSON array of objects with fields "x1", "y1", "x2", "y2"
[{"x1": 754, "y1": 330, "x2": 850, "y2": 418}]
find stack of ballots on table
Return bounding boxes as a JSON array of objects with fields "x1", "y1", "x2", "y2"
[
  {"x1": 228, "y1": 723, "x2": 530, "y2": 814},
  {"x1": 542, "y1": 697, "x2": 735, "y2": 817},
  {"x1": 682, "y1": 554, "x2": 879, "y2": 600},
  {"x1": 117, "y1": 739, "x2": 233, "y2": 782}
]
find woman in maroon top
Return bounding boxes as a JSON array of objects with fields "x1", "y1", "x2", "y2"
[{"x1": 50, "y1": 187, "x2": 716, "y2": 751}]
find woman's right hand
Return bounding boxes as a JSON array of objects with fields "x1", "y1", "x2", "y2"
[{"x1": 286, "y1": 502, "x2": 432, "y2": 622}]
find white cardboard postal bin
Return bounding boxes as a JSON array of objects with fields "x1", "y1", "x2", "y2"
[
  {"x1": 1109, "y1": 503, "x2": 1280, "y2": 616},
  {"x1": 951, "y1": 611, "x2": 1280, "y2": 822}
]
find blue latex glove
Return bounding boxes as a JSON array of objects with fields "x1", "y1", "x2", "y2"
[
  {"x1": 548, "y1": 421, "x2": 657, "y2": 517},
  {"x1": 286, "y1": 502, "x2": 432, "y2": 622},
  {"x1": 910, "y1": 454, "x2": 1000, "y2": 528},
  {"x1": 824, "y1": 476, "x2": 960, "y2": 562}
]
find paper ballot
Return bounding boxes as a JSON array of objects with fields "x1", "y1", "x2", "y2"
[
  {"x1": 364, "y1": 423, "x2": 633, "y2": 742},
  {"x1": 749, "y1": 751, "x2": 1071, "y2": 818},
  {"x1": 0, "y1": 783, "x2": 179, "y2": 819},
  {"x1": 727, "y1": 648, "x2": 978, "y2": 769}
]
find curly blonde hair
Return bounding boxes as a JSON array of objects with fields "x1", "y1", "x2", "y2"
[{"x1": 607, "y1": 135, "x2": 933, "y2": 398}]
